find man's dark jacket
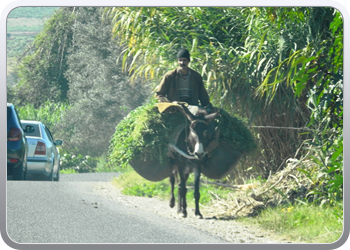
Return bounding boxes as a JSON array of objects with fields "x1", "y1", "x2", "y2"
[{"x1": 155, "y1": 67, "x2": 210, "y2": 106}]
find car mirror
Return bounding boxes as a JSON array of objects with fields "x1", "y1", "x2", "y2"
[{"x1": 54, "y1": 140, "x2": 63, "y2": 146}]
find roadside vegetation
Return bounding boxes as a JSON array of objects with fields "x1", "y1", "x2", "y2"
[
  {"x1": 112, "y1": 166, "x2": 343, "y2": 243},
  {"x1": 241, "y1": 203, "x2": 343, "y2": 243},
  {"x1": 8, "y1": 7, "x2": 343, "y2": 244}
]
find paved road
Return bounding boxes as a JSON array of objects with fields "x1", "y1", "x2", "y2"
[{"x1": 6, "y1": 173, "x2": 230, "y2": 244}]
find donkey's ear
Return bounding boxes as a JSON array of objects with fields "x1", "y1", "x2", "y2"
[{"x1": 204, "y1": 110, "x2": 220, "y2": 123}]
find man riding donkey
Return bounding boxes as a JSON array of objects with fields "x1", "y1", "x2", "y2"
[
  {"x1": 156, "y1": 48, "x2": 213, "y2": 111},
  {"x1": 155, "y1": 48, "x2": 220, "y2": 154}
]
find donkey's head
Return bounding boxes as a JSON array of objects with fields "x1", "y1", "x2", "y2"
[{"x1": 179, "y1": 105, "x2": 220, "y2": 159}]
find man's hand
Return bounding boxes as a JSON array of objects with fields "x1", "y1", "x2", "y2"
[
  {"x1": 204, "y1": 103, "x2": 213, "y2": 113},
  {"x1": 157, "y1": 96, "x2": 170, "y2": 103}
]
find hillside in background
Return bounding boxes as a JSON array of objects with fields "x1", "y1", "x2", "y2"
[
  {"x1": 7, "y1": 7, "x2": 58, "y2": 85},
  {"x1": 8, "y1": 7, "x2": 58, "y2": 18}
]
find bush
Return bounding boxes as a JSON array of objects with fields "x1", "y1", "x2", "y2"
[
  {"x1": 298, "y1": 133, "x2": 343, "y2": 206},
  {"x1": 59, "y1": 149, "x2": 98, "y2": 173},
  {"x1": 17, "y1": 101, "x2": 69, "y2": 130}
]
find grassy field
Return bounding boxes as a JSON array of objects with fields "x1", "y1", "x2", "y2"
[
  {"x1": 8, "y1": 7, "x2": 58, "y2": 19},
  {"x1": 7, "y1": 17, "x2": 45, "y2": 32}
]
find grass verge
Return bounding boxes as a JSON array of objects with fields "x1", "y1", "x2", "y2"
[
  {"x1": 60, "y1": 168, "x2": 77, "y2": 174},
  {"x1": 237, "y1": 202, "x2": 343, "y2": 243},
  {"x1": 112, "y1": 168, "x2": 343, "y2": 243},
  {"x1": 111, "y1": 167, "x2": 233, "y2": 207}
]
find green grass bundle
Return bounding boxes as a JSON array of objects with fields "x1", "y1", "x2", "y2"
[
  {"x1": 215, "y1": 108, "x2": 257, "y2": 154},
  {"x1": 109, "y1": 99, "x2": 182, "y2": 169},
  {"x1": 109, "y1": 99, "x2": 257, "y2": 171}
]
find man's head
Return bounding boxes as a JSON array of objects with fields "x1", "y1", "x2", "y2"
[
  {"x1": 177, "y1": 48, "x2": 190, "y2": 70},
  {"x1": 177, "y1": 48, "x2": 190, "y2": 61}
]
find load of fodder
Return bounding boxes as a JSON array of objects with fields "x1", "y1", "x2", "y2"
[{"x1": 109, "y1": 99, "x2": 257, "y2": 181}]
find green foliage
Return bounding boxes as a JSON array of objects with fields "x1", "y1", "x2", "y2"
[
  {"x1": 7, "y1": 7, "x2": 58, "y2": 86},
  {"x1": 293, "y1": 9, "x2": 343, "y2": 207},
  {"x1": 243, "y1": 203, "x2": 343, "y2": 243},
  {"x1": 109, "y1": 98, "x2": 181, "y2": 168},
  {"x1": 298, "y1": 133, "x2": 343, "y2": 206},
  {"x1": 59, "y1": 149, "x2": 99, "y2": 173},
  {"x1": 7, "y1": 35, "x2": 36, "y2": 58},
  {"x1": 257, "y1": 8, "x2": 343, "y2": 130},
  {"x1": 115, "y1": 171, "x2": 171, "y2": 198},
  {"x1": 59, "y1": 152, "x2": 112, "y2": 174},
  {"x1": 94, "y1": 155, "x2": 116, "y2": 173},
  {"x1": 17, "y1": 101, "x2": 69, "y2": 130},
  {"x1": 12, "y1": 7, "x2": 149, "y2": 157},
  {"x1": 215, "y1": 109, "x2": 257, "y2": 153},
  {"x1": 104, "y1": 7, "x2": 246, "y2": 85},
  {"x1": 105, "y1": 7, "x2": 343, "y2": 175},
  {"x1": 55, "y1": 7, "x2": 149, "y2": 157},
  {"x1": 60, "y1": 168, "x2": 77, "y2": 174},
  {"x1": 13, "y1": 7, "x2": 75, "y2": 107},
  {"x1": 9, "y1": 7, "x2": 343, "y2": 211},
  {"x1": 113, "y1": 170, "x2": 233, "y2": 206}
]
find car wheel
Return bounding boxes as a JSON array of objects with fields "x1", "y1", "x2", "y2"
[
  {"x1": 12, "y1": 163, "x2": 25, "y2": 180},
  {"x1": 23, "y1": 162, "x2": 28, "y2": 180},
  {"x1": 54, "y1": 166, "x2": 60, "y2": 182},
  {"x1": 47, "y1": 168, "x2": 54, "y2": 181}
]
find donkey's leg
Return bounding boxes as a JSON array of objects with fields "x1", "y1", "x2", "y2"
[
  {"x1": 194, "y1": 165, "x2": 203, "y2": 219},
  {"x1": 177, "y1": 170, "x2": 188, "y2": 218},
  {"x1": 169, "y1": 173, "x2": 175, "y2": 208},
  {"x1": 182, "y1": 173, "x2": 189, "y2": 216}
]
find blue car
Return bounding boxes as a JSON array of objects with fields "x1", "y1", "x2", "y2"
[{"x1": 7, "y1": 103, "x2": 33, "y2": 180}]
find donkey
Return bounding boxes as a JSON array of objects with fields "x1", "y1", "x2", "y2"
[{"x1": 168, "y1": 104, "x2": 220, "y2": 219}]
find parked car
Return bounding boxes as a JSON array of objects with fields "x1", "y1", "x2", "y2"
[
  {"x1": 21, "y1": 120, "x2": 63, "y2": 181},
  {"x1": 7, "y1": 103, "x2": 33, "y2": 180}
]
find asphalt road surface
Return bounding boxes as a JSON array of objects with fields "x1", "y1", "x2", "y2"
[{"x1": 6, "y1": 173, "x2": 230, "y2": 244}]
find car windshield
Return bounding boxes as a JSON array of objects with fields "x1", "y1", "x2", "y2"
[{"x1": 22, "y1": 123, "x2": 41, "y2": 137}]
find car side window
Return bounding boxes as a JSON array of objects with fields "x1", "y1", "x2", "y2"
[
  {"x1": 44, "y1": 126, "x2": 54, "y2": 143},
  {"x1": 14, "y1": 108, "x2": 22, "y2": 126}
]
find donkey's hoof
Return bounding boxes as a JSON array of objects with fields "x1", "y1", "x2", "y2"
[
  {"x1": 195, "y1": 213, "x2": 203, "y2": 219},
  {"x1": 177, "y1": 211, "x2": 187, "y2": 218},
  {"x1": 169, "y1": 199, "x2": 175, "y2": 208}
]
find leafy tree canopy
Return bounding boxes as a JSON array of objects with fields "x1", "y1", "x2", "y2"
[
  {"x1": 59, "y1": 7, "x2": 150, "y2": 156},
  {"x1": 13, "y1": 7, "x2": 75, "y2": 107}
]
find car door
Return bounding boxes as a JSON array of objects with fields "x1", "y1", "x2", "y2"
[{"x1": 44, "y1": 125, "x2": 59, "y2": 173}]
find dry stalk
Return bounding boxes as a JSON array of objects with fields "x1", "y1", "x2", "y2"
[
  {"x1": 288, "y1": 174, "x2": 301, "y2": 186},
  {"x1": 235, "y1": 204, "x2": 247, "y2": 215},
  {"x1": 207, "y1": 152, "x2": 318, "y2": 218},
  {"x1": 209, "y1": 190, "x2": 222, "y2": 201},
  {"x1": 258, "y1": 175, "x2": 284, "y2": 197},
  {"x1": 217, "y1": 200, "x2": 234, "y2": 208},
  {"x1": 234, "y1": 197, "x2": 240, "y2": 207}
]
